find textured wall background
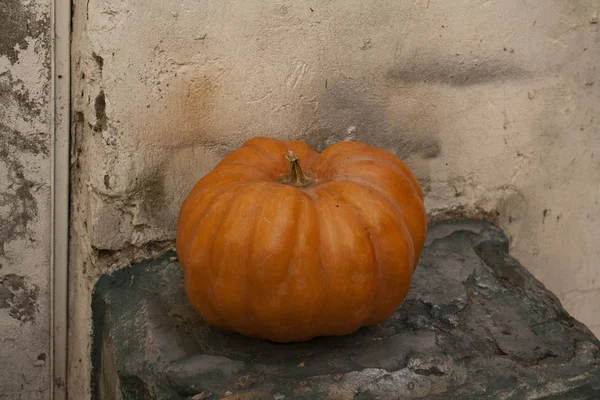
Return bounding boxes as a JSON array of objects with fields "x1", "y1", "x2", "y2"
[
  {"x1": 0, "y1": 0, "x2": 52, "y2": 398},
  {"x1": 70, "y1": 0, "x2": 600, "y2": 398}
]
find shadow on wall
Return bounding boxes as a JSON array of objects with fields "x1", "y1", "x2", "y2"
[
  {"x1": 137, "y1": 51, "x2": 532, "y2": 236},
  {"x1": 297, "y1": 56, "x2": 529, "y2": 194},
  {"x1": 299, "y1": 77, "x2": 442, "y2": 196}
]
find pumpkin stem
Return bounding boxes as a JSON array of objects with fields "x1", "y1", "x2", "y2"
[{"x1": 281, "y1": 151, "x2": 314, "y2": 188}]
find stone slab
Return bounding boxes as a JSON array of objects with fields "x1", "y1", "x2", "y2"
[{"x1": 91, "y1": 220, "x2": 600, "y2": 399}]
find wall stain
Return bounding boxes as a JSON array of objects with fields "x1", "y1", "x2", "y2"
[
  {"x1": 92, "y1": 52, "x2": 104, "y2": 71},
  {"x1": 429, "y1": 204, "x2": 501, "y2": 225},
  {"x1": 159, "y1": 75, "x2": 221, "y2": 147},
  {"x1": 0, "y1": 273, "x2": 39, "y2": 323},
  {"x1": 542, "y1": 208, "x2": 551, "y2": 224},
  {"x1": 387, "y1": 58, "x2": 530, "y2": 87},
  {"x1": 93, "y1": 90, "x2": 107, "y2": 132}
]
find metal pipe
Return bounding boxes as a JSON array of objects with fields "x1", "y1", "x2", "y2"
[{"x1": 51, "y1": 0, "x2": 71, "y2": 397}]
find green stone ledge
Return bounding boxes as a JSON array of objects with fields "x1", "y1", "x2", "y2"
[{"x1": 91, "y1": 220, "x2": 600, "y2": 400}]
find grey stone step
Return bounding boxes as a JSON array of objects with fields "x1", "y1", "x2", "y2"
[{"x1": 91, "y1": 220, "x2": 600, "y2": 400}]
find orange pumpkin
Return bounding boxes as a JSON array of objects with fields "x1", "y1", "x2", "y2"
[{"x1": 176, "y1": 136, "x2": 427, "y2": 342}]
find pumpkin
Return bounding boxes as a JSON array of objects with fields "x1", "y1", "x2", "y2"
[{"x1": 176, "y1": 136, "x2": 427, "y2": 342}]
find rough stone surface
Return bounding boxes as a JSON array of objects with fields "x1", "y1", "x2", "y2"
[
  {"x1": 0, "y1": 0, "x2": 52, "y2": 398},
  {"x1": 91, "y1": 220, "x2": 600, "y2": 400}
]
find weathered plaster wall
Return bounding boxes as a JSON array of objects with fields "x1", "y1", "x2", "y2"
[
  {"x1": 70, "y1": 0, "x2": 600, "y2": 398},
  {"x1": 0, "y1": 0, "x2": 52, "y2": 398}
]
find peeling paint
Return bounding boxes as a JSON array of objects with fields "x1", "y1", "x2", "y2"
[
  {"x1": 0, "y1": 71, "x2": 45, "y2": 120},
  {"x1": 0, "y1": 123, "x2": 47, "y2": 255},
  {"x1": 0, "y1": 0, "x2": 52, "y2": 397},
  {"x1": 93, "y1": 90, "x2": 107, "y2": 132},
  {"x1": 0, "y1": 274, "x2": 39, "y2": 323},
  {"x1": 0, "y1": 0, "x2": 50, "y2": 65}
]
